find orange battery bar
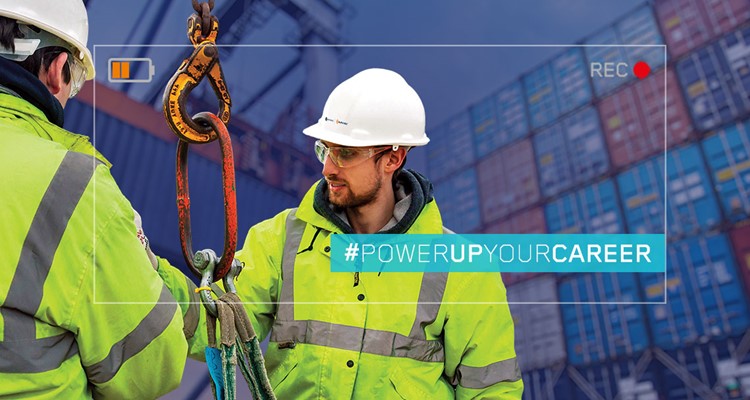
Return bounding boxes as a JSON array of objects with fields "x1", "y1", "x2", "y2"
[
  {"x1": 110, "y1": 61, "x2": 130, "y2": 79},
  {"x1": 107, "y1": 58, "x2": 155, "y2": 83}
]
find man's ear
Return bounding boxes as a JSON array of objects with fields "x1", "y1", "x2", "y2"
[
  {"x1": 40, "y1": 52, "x2": 68, "y2": 96},
  {"x1": 383, "y1": 147, "x2": 407, "y2": 173}
]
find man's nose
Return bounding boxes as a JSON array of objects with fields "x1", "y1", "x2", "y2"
[{"x1": 322, "y1": 153, "x2": 339, "y2": 176}]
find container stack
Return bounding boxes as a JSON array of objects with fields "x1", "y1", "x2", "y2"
[{"x1": 426, "y1": 1, "x2": 750, "y2": 398}]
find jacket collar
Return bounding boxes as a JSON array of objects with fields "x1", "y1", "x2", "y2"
[{"x1": 0, "y1": 56, "x2": 65, "y2": 127}]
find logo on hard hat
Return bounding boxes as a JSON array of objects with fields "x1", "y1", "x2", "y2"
[{"x1": 324, "y1": 117, "x2": 348, "y2": 126}]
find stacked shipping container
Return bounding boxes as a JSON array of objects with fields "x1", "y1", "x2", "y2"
[
  {"x1": 641, "y1": 234, "x2": 750, "y2": 350},
  {"x1": 426, "y1": 0, "x2": 750, "y2": 398},
  {"x1": 507, "y1": 275, "x2": 567, "y2": 370},
  {"x1": 476, "y1": 139, "x2": 540, "y2": 223},
  {"x1": 702, "y1": 120, "x2": 750, "y2": 223}
]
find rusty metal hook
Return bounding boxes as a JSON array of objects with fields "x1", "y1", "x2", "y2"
[
  {"x1": 163, "y1": 0, "x2": 229, "y2": 144},
  {"x1": 163, "y1": 43, "x2": 231, "y2": 143},
  {"x1": 176, "y1": 112, "x2": 238, "y2": 280}
]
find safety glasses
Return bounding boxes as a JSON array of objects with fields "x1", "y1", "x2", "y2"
[
  {"x1": 67, "y1": 54, "x2": 86, "y2": 98},
  {"x1": 314, "y1": 140, "x2": 392, "y2": 168},
  {"x1": 14, "y1": 25, "x2": 87, "y2": 98}
]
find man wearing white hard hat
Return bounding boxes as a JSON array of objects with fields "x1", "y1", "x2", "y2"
[
  {"x1": 157, "y1": 68, "x2": 523, "y2": 398},
  {"x1": 0, "y1": 1, "x2": 190, "y2": 398}
]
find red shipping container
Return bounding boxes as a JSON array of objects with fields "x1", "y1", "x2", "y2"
[
  {"x1": 483, "y1": 206, "x2": 547, "y2": 234},
  {"x1": 484, "y1": 207, "x2": 546, "y2": 287},
  {"x1": 729, "y1": 223, "x2": 750, "y2": 297},
  {"x1": 635, "y1": 68, "x2": 693, "y2": 148},
  {"x1": 598, "y1": 68, "x2": 692, "y2": 168},
  {"x1": 655, "y1": 0, "x2": 750, "y2": 59},
  {"x1": 477, "y1": 139, "x2": 540, "y2": 224},
  {"x1": 702, "y1": 0, "x2": 750, "y2": 38},
  {"x1": 477, "y1": 149, "x2": 508, "y2": 224},
  {"x1": 598, "y1": 83, "x2": 643, "y2": 168}
]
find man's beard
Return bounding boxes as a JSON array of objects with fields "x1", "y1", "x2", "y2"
[{"x1": 329, "y1": 171, "x2": 382, "y2": 209}]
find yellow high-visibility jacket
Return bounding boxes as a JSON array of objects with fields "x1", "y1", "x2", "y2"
[
  {"x1": 0, "y1": 93, "x2": 188, "y2": 399},
  {"x1": 159, "y1": 175, "x2": 523, "y2": 399}
]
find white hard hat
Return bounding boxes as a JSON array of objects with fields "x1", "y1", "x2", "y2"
[
  {"x1": 0, "y1": 0, "x2": 95, "y2": 79},
  {"x1": 303, "y1": 68, "x2": 429, "y2": 147}
]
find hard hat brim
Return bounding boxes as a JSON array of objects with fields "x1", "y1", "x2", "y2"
[{"x1": 303, "y1": 122, "x2": 429, "y2": 147}]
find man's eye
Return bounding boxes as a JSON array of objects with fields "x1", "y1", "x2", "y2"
[{"x1": 337, "y1": 148, "x2": 357, "y2": 159}]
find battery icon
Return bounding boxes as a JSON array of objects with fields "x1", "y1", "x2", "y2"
[{"x1": 107, "y1": 58, "x2": 155, "y2": 83}]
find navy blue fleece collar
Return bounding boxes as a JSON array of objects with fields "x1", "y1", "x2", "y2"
[
  {"x1": 0, "y1": 56, "x2": 64, "y2": 127},
  {"x1": 313, "y1": 169, "x2": 434, "y2": 234}
]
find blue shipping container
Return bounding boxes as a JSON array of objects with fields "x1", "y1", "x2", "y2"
[
  {"x1": 545, "y1": 191, "x2": 581, "y2": 234},
  {"x1": 533, "y1": 107, "x2": 609, "y2": 198},
  {"x1": 584, "y1": 5, "x2": 666, "y2": 97},
  {"x1": 545, "y1": 179, "x2": 625, "y2": 234},
  {"x1": 665, "y1": 144, "x2": 722, "y2": 238},
  {"x1": 534, "y1": 123, "x2": 574, "y2": 197},
  {"x1": 701, "y1": 119, "x2": 750, "y2": 223},
  {"x1": 568, "y1": 358, "x2": 660, "y2": 400},
  {"x1": 427, "y1": 111, "x2": 475, "y2": 181},
  {"x1": 584, "y1": 26, "x2": 627, "y2": 98},
  {"x1": 577, "y1": 179, "x2": 625, "y2": 234},
  {"x1": 568, "y1": 359, "x2": 659, "y2": 400},
  {"x1": 641, "y1": 233, "x2": 750, "y2": 350},
  {"x1": 494, "y1": 81, "x2": 529, "y2": 152},
  {"x1": 659, "y1": 346, "x2": 716, "y2": 400},
  {"x1": 655, "y1": 340, "x2": 750, "y2": 400},
  {"x1": 522, "y1": 366, "x2": 572, "y2": 400},
  {"x1": 676, "y1": 25, "x2": 750, "y2": 131},
  {"x1": 470, "y1": 93, "x2": 499, "y2": 159},
  {"x1": 473, "y1": 81, "x2": 530, "y2": 159},
  {"x1": 434, "y1": 168, "x2": 482, "y2": 233},
  {"x1": 616, "y1": 6, "x2": 666, "y2": 68},
  {"x1": 552, "y1": 48, "x2": 593, "y2": 115},
  {"x1": 616, "y1": 156, "x2": 665, "y2": 235},
  {"x1": 559, "y1": 273, "x2": 649, "y2": 365},
  {"x1": 617, "y1": 147, "x2": 723, "y2": 239},
  {"x1": 564, "y1": 106, "x2": 610, "y2": 185},
  {"x1": 524, "y1": 63, "x2": 560, "y2": 129},
  {"x1": 720, "y1": 25, "x2": 750, "y2": 116}
]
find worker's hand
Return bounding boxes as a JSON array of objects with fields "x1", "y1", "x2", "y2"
[{"x1": 134, "y1": 210, "x2": 158, "y2": 270}]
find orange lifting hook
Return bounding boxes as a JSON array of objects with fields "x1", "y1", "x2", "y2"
[
  {"x1": 163, "y1": 0, "x2": 231, "y2": 144},
  {"x1": 161, "y1": 6, "x2": 276, "y2": 400},
  {"x1": 163, "y1": 0, "x2": 237, "y2": 281}
]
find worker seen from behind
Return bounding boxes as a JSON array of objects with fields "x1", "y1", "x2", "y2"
[
  {"x1": 156, "y1": 68, "x2": 523, "y2": 398},
  {"x1": 0, "y1": 0, "x2": 189, "y2": 398}
]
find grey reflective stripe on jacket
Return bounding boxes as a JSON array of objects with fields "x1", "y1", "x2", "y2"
[
  {"x1": 84, "y1": 285, "x2": 177, "y2": 384},
  {"x1": 269, "y1": 209, "x2": 448, "y2": 363},
  {"x1": 0, "y1": 151, "x2": 94, "y2": 373},
  {"x1": 453, "y1": 358, "x2": 522, "y2": 389},
  {"x1": 0, "y1": 151, "x2": 179, "y2": 383}
]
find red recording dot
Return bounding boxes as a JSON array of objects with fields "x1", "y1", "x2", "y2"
[{"x1": 633, "y1": 61, "x2": 651, "y2": 79}]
